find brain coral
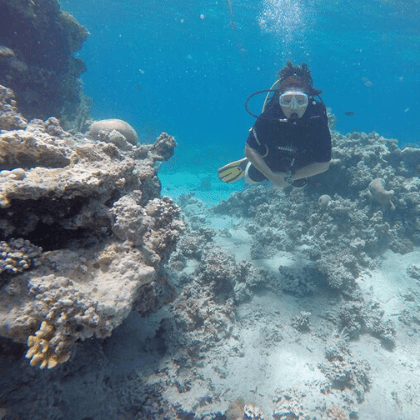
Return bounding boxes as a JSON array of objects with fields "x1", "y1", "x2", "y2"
[
  {"x1": 88, "y1": 118, "x2": 139, "y2": 146},
  {"x1": 369, "y1": 178, "x2": 395, "y2": 210}
]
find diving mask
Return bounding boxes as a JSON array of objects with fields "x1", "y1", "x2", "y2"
[{"x1": 279, "y1": 91, "x2": 309, "y2": 109}]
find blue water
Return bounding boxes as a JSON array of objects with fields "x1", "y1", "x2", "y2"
[{"x1": 60, "y1": 0, "x2": 420, "y2": 169}]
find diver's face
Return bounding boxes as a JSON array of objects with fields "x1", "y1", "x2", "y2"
[{"x1": 279, "y1": 89, "x2": 309, "y2": 119}]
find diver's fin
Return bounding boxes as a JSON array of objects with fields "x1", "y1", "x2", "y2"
[{"x1": 218, "y1": 158, "x2": 248, "y2": 183}]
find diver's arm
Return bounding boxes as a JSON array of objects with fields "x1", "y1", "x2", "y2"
[
  {"x1": 291, "y1": 161, "x2": 330, "y2": 180},
  {"x1": 245, "y1": 144, "x2": 288, "y2": 187}
]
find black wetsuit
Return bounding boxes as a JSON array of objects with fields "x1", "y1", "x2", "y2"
[{"x1": 246, "y1": 92, "x2": 331, "y2": 182}]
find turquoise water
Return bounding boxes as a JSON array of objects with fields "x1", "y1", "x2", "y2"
[{"x1": 60, "y1": 0, "x2": 420, "y2": 169}]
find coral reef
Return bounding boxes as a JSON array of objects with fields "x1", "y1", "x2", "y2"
[
  {"x1": 161, "y1": 238, "x2": 240, "y2": 360},
  {"x1": 0, "y1": 117, "x2": 72, "y2": 174},
  {"x1": 278, "y1": 263, "x2": 322, "y2": 296},
  {"x1": 209, "y1": 129, "x2": 419, "y2": 417},
  {"x1": 328, "y1": 299, "x2": 397, "y2": 349},
  {"x1": 0, "y1": 87, "x2": 184, "y2": 368},
  {"x1": 0, "y1": 85, "x2": 27, "y2": 130},
  {"x1": 0, "y1": 0, "x2": 90, "y2": 130},
  {"x1": 214, "y1": 129, "x2": 420, "y2": 277},
  {"x1": 319, "y1": 356, "x2": 371, "y2": 403},
  {"x1": 2, "y1": 114, "x2": 420, "y2": 419}
]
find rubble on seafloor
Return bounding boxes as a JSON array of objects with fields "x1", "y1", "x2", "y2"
[{"x1": 143, "y1": 126, "x2": 419, "y2": 418}]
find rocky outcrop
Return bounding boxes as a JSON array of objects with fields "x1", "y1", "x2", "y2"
[
  {"x1": 0, "y1": 0, "x2": 91, "y2": 130},
  {"x1": 0, "y1": 86, "x2": 184, "y2": 368}
]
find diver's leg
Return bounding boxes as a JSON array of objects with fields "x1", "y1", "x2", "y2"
[{"x1": 244, "y1": 162, "x2": 267, "y2": 184}]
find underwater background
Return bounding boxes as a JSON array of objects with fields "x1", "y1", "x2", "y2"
[
  {"x1": 61, "y1": 0, "x2": 420, "y2": 171},
  {"x1": 2, "y1": 1, "x2": 420, "y2": 419}
]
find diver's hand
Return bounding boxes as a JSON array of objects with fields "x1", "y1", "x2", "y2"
[{"x1": 268, "y1": 172, "x2": 289, "y2": 188}]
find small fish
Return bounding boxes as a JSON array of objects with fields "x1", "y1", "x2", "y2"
[
  {"x1": 135, "y1": 85, "x2": 142, "y2": 91},
  {"x1": 344, "y1": 111, "x2": 355, "y2": 116}
]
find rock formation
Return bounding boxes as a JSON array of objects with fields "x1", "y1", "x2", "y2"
[
  {"x1": 0, "y1": 0, "x2": 91, "y2": 130},
  {"x1": 0, "y1": 85, "x2": 184, "y2": 369}
]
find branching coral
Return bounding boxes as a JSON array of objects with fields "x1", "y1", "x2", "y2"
[{"x1": 320, "y1": 352, "x2": 371, "y2": 404}]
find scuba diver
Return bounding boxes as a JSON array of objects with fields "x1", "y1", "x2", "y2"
[{"x1": 218, "y1": 61, "x2": 331, "y2": 188}]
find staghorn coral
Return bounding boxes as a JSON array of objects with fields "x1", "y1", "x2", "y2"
[{"x1": 25, "y1": 321, "x2": 72, "y2": 369}]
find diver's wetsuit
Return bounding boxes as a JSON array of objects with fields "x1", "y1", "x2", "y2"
[{"x1": 246, "y1": 91, "x2": 331, "y2": 182}]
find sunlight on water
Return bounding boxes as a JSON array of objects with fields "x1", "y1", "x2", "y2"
[{"x1": 258, "y1": 0, "x2": 312, "y2": 56}]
